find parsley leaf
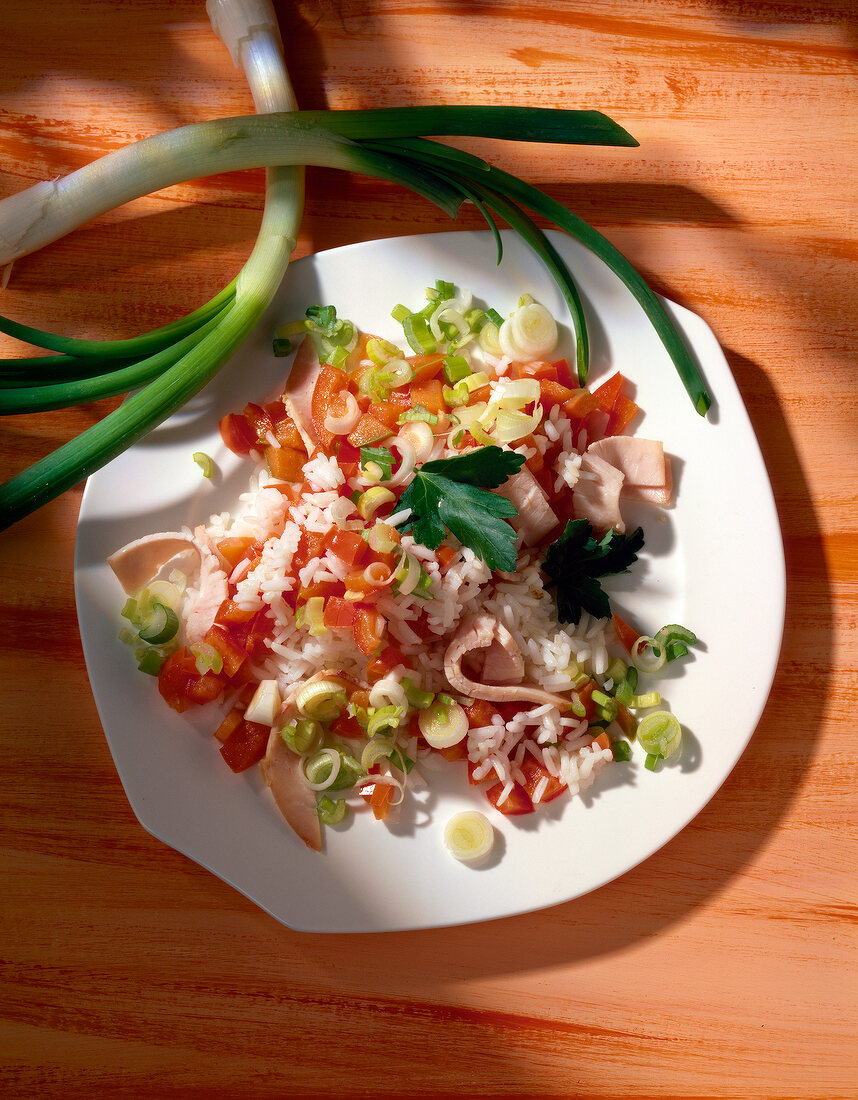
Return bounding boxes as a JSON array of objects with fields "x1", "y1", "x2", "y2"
[
  {"x1": 542, "y1": 519, "x2": 645, "y2": 624},
  {"x1": 395, "y1": 446, "x2": 524, "y2": 571}
]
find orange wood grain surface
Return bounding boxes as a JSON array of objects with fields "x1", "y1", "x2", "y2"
[{"x1": 1, "y1": 2, "x2": 856, "y2": 1097}]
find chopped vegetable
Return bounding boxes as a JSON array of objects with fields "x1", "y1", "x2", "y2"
[{"x1": 443, "y1": 811, "x2": 495, "y2": 864}]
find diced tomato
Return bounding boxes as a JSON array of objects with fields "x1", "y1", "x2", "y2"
[
  {"x1": 366, "y1": 644, "x2": 408, "y2": 683},
  {"x1": 243, "y1": 402, "x2": 273, "y2": 440},
  {"x1": 592, "y1": 372, "x2": 625, "y2": 413},
  {"x1": 217, "y1": 537, "x2": 257, "y2": 570},
  {"x1": 215, "y1": 598, "x2": 256, "y2": 626},
  {"x1": 265, "y1": 445, "x2": 306, "y2": 482},
  {"x1": 562, "y1": 388, "x2": 601, "y2": 419},
  {"x1": 437, "y1": 742, "x2": 467, "y2": 762},
  {"x1": 310, "y1": 364, "x2": 350, "y2": 450},
  {"x1": 539, "y1": 379, "x2": 577, "y2": 409},
  {"x1": 464, "y1": 699, "x2": 501, "y2": 729},
  {"x1": 203, "y1": 624, "x2": 249, "y2": 678},
  {"x1": 331, "y1": 711, "x2": 365, "y2": 739},
  {"x1": 519, "y1": 756, "x2": 566, "y2": 803},
  {"x1": 614, "y1": 702, "x2": 637, "y2": 740},
  {"x1": 219, "y1": 718, "x2": 270, "y2": 773},
  {"x1": 485, "y1": 780, "x2": 534, "y2": 816},
  {"x1": 350, "y1": 688, "x2": 371, "y2": 713},
  {"x1": 409, "y1": 378, "x2": 445, "y2": 417},
  {"x1": 606, "y1": 393, "x2": 639, "y2": 436},
  {"x1": 335, "y1": 438, "x2": 362, "y2": 467},
  {"x1": 551, "y1": 357, "x2": 578, "y2": 388},
  {"x1": 352, "y1": 607, "x2": 385, "y2": 656},
  {"x1": 292, "y1": 530, "x2": 329, "y2": 572},
  {"x1": 219, "y1": 412, "x2": 257, "y2": 455},
  {"x1": 408, "y1": 353, "x2": 445, "y2": 383},
  {"x1": 158, "y1": 648, "x2": 226, "y2": 713},
  {"x1": 611, "y1": 612, "x2": 640, "y2": 655},
  {"x1": 360, "y1": 780, "x2": 395, "y2": 820},
  {"x1": 213, "y1": 706, "x2": 244, "y2": 743},
  {"x1": 512, "y1": 360, "x2": 558, "y2": 382},
  {"x1": 592, "y1": 731, "x2": 612, "y2": 751},
  {"x1": 347, "y1": 413, "x2": 393, "y2": 447},
  {"x1": 328, "y1": 529, "x2": 369, "y2": 569},
  {"x1": 244, "y1": 609, "x2": 273, "y2": 658},
  {"x1": 372, "y1": 401, "x2": 406, "y2": 429},
  {"x1": 323, "y1": 595, "x2": 357, "y2": 631}
]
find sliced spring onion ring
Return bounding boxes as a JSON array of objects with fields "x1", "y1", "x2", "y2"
[
  {"x1": 303, "y1": 749, "x2": 342, "y2": 791},
  {"x1": 323, "y1": 391, "x2": 360, "y2": 435},
  {"x1": 192, "y1": 450, "x2": 214, "y2": 477},
  {"x1": 295, "y1": 679, "x2": 347, "y2": 721},
  {"x1": 637, "y1": 710, "x2": 682, "y2": 759},
  {"x1": 304, "y1": 595, "x2": 327, "y2": 636},
  {"x1": 356, "y1": 486, "x2": 396, "y2": 520},
  {"x1": 317, "y1": 795, "x2": 346, "y2": 825},
  {"x1": 395, "y1": 420, "x2": 434, "y2": 462},
  {"x1": 443, "y1": 810, "x2": 495, "y2": 864},
  {"x1": 137, "y1": 601, "x2": 179, "y2": 645},
  {"x1": 189, "y1": 641, "x2": 223, "y2": 676},
  {"x1": 367, "y1": 704, "x2": 404, "y2": 737},
  {"x1": 369, "y1": 677, "x2": 406, "y2": 711},
  {"x1": 418, "y1": 701, "x2": 468, "y2": 749},
  {"x1": 630, "y1": 635, "x2": 666, "y2": 674},
  {"x1": 360, "y1": 737, "x2": 396, "y2": 771},
  {"x1": 394, "y1": 549, "x2": 421, "y2": 596}
]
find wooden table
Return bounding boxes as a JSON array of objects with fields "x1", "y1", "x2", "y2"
[{"x1": 1, "y1": 2, "x2": 856, "y2": 1096}]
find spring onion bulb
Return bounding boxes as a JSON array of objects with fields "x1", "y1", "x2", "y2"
[
  {"x1": 443, "y1": 811, "x2": 495, "y2": 864},
  {"x1": 637, "y1": 711, "x2": 682, "y2": 759},
  {"x1": 385, "y1": 437, "x2": 418, "y2": 486},
  {"x1": 394, "y1": 550, "x2": 422, "y2": 596},
  {"x1": 193, "y1": 451, "x2": 214, "y2": 478},
  {"x1": 418, "y1": 701, "x2": 468, "y2": 749},
  {"x1": 317, "y1": 795, "x2": 346, "y2": 825},
  {"x1": 244, "y1": 679, "x2": 281, "y2": 725},
  {"x1": 356, "y1": 486, "x2": 396, "y2": 520},
  {"x1": 360, "y1": 737, "x2": 396, "y2": 771}
]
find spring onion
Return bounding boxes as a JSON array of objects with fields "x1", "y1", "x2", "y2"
[
  {"x1": 637, "y1": 711, "x2": 682, "y2": 760},
  {"x1": 189, "y1": 642, "x2": 224, "y2": 676},
  {"x1": 418, "y1": 700, "x2": 468, "y2": 749},
  {"x1": 317, "y1": 795, "x2": 346, "y2": 825},
  {"x1": 304, "y1": 596, "x2": 327, "y2": 636},
  {"x1": 0, "y1": 6, "x2": 711, "y2": 529},
  {"x1": 630, "y1": 635, "x2": 666, "y2": 674},
  {"x1": 630, "y1": 691, "x2": 661, "y2": 710},
  {"x1": 136, "y1": 649, "x2": 166, "y2": 677},
  {"x1": 402, "y1": 677, "x2": 435, "y2": 709},
  {"x1": 366, "y1": 705, "x2": 404, "y2": 738},
  {"x1": 443, "y1": 811, "x2": 495, "y2": 864},
  {"x1": 137, "y1": 601, "x2": 179, "y2": 645},
  {"x1": 303, "y1": 749, "x2": 342, "y2": 791},
  {"x1": 193, "y1": 451, "x2": 214, "y2": 478},
  {"x1": 612, "y1": 740, "x2": 633, "y2": 763},
  {"x1": 356, "y1": 486, "x2": 396, "y2": 520},
  {"x1": 295, "y1": 679, "x2": 347, "y2": 721},
  {"x1": 244, "y1": 679, "x2": 281, "y2": 725}
]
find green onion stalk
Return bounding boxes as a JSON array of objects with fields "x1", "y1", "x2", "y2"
[{"x1": 0, "y1": 10, "x2": 711, "y2": 531}]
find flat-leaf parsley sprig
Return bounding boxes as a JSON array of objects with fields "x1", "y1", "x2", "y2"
[
  {"x1": 542, "y1": 519, "x2": 645, "y2": 624},
  {"x1": 394, "y1": 446, "x2": 525, "y2": 571}
]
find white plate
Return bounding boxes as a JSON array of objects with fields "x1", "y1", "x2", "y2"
[{"x1": 75, "y1": 231, "x2": 785, "y2": 932}]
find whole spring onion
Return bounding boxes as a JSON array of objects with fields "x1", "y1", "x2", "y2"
[{"x1": 0, "y1": 11, "x2": 711, "y2": 530}]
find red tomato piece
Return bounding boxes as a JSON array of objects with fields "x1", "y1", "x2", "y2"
[
  {"x1": 158, "y1": 648, "x2": 226, "y2": 713},
  {"x1": 551, "y1": 357, "x2": 578, "y2": 388},
  {"x1": 311, "y1": 364, "x2": 350, "y2": 450},
  {"x1": 219, "y1": 412, "x2": 258, "y2": 455},
  {"x1": 611, "y1": 612, "x2": 640, "y2": 655},
  {"x1": 464, "y1": 699, "x2": 501, "y2": 728},
  {"x1": 485, "y1": 780, "x2": 534, "y2": 816},
  {"x1": 331, "y1": 712, "x2": 364, "y2": 739},
  {"x1": 366, "y1": 644, "x2": 408, "y2": 683},
  {"x1": 324, "y1": 595, "x2": 357, "y2": 631},
  {"x1": 243, "y1": 402, "x2": 273, "y2": 439},
  {"x1": 328, "y1": 529, "x2": 370, "y2": 569},
  {"x1": 352, "y1": 607, "x2": 385, "y2": 656},
  {"x1": 408, "y1": 353, "x2": 445, "y2": 383},
  {"x1": 360, "y1": 780, "x2": 395, "y2": 821},
  {"x1": 409, "y1": 378, "x2": 445, "y2": 417},
  {"x1": 203, "y1": 624, "x2": 249, "y2": 678},
  {"x1": 538, "y1": 379, "x2": 577, "y2": 409},
  {"x1": 519, "y1": 756, "x2": 566, "y2": 803},
  {"x1": 607, "y1": 393, "x2": 640, "y2": 436},
  {"x1": 217, "y1": 537, "x2": 257, "y2": 570},
  {"x1": 219, "y1": 718, "x2": 270, "y2": 773},
  {"x1": 592, "y1": 372, "x2": 625, "y2": 413},
  {"x1": 513, "y1": 360, "x2": 558, "y2": 382},
  {"x1": 347, "y1": 413, "x2": 393, "y2": 447}
]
